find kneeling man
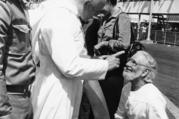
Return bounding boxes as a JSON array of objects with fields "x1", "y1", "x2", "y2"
[{"x1": 115, "y1": 51, "x2": 168, "y2": 119}]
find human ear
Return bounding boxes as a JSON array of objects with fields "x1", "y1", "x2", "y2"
[
  {"x1": 141, "y1": 69, "x2": 149, "y2": 78},
  {"x1": 141, "y1": 69, "x2": 153, "y2": 83}
]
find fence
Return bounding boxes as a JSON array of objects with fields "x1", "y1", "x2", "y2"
[
  {"x1": 151, "y1": 30, "x2": 179, "y2": 46},
  {"x1": 136, "y1": 30, "x2": 179, "y2": 46}
]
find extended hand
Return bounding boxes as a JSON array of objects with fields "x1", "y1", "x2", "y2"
[{"x1": 105, "y1": 51, "x2": 125, "y2": 71}]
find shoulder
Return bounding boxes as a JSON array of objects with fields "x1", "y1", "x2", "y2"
[
  {"x1": 142, "y1": 84, "x2": 167, "y2": 105},
  {"x1": 0, "y1": 0, "x2": 6, "y2": 2},
  {"x1": 37, "y1": 8, "x2": 72, "y2": 30},
  {"x1": 0, "y1": 0, "x2": 11, "y2": 21},
  {"x1": 0, "y1": 0, "x2": 12, "y2": 7},
  {"x1": 0, "y1": 0, "x2": 8, "y2": 7},
  {"x1": 38, "y1": 4, "x2": 81, "y2": 37},
  {"x1": 44, "y1": 7, "x2": 79, "y2": 27},
  {"x1": 0, "y1": 0, "x2": 12, "y2": 12},
  {"x1": 118, "y1": 12, "x2": 130, "y2": 22},
  {"x1": 119, "y1": 12, "x2": 129, "y2": 18}
]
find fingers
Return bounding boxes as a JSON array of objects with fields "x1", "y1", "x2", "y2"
[{"x1": 112, "y1": 51, "x2": 125, "y2": 58}]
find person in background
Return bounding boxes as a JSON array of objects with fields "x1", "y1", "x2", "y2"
[
  {"x1": 94, "y1": 0, "x2": 131, "y2": 118},
  {"x1": 30, "y1": 0, "x2": 124, "y2": 119},
  {"x1": 115, "y1": 50, "x2": 168, "y2": 119},
  {"x1": 78, "y1": 14, "x2": 110, "y2": 119},
  {"x1": 140, "y1": 22, "x2": 148, "y2": 40},
  {"x1": 0, "y1": 0, "x2": 36, "y2": 119}
]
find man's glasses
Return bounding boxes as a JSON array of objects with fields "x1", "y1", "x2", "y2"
[{"x1": 127, "y1": 58, "x2": 153, "y2": 70}]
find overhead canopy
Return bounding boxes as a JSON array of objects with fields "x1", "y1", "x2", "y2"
[
  {"x1": 128, "y1": 14, "x2": 158, "y2": 23},
  {"x1": 118, "y1": 0, "x2": 179, "y2": 14}
]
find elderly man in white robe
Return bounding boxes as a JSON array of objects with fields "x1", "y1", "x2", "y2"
[{"x1": 29, "y1": 0, "x2": 125, "y2": 119}]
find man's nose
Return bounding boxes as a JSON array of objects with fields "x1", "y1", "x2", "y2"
[{"x1": 126, "y1": 61, "x2": 132, "y2": 66}]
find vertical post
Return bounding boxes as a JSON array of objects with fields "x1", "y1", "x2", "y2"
[
  {"x1": 137, "y1": 14, "x2": 141, "y2": 41},
  {"x1": 174, "y1": 32, "x2": 177, "y2": 46},
  {"x1": 164, "y1": 31, "x2": 166, "y2": 45},
  {"x1": 154, "y1": 30, "x2": 157, "y2": 43},
  {"x1": 136, "y1": 0, "x2": 154, "y2": 44},
  {"x1": 146, "y1": 0, "x2": 153, "y2": 43}
]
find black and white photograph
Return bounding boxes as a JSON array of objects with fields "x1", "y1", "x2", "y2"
[{"x1": 0, "y1": 0, "x2": 178, "y2": 119}]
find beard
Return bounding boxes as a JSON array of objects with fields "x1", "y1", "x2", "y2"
[{"x1": 123, "y1": 71, "x2": 140, "y2": 82}]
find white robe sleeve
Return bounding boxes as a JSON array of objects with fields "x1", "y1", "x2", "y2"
[{"x1": 39, "y1": 8, "x2": 108, "y2": 80}]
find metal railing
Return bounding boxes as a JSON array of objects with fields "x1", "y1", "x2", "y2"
[
  {"x1": 151, "y1": 30, "x2": 179, "y2": 46},
  {"x1": 136, "y1": 30, "x2": 179, "y2": 46}
]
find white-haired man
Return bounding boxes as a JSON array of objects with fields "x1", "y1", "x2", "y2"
[
  {"x1": 115, "y1": 51, "x2": 168, "y2": 119},
  {"x1": 30, "y1": 0, "x2": 124, "y2": 119}
]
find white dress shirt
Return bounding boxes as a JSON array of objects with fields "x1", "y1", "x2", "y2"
[
  {"x1": 115, "y1": 83, "x2": 168, "y2": 119},
  {"x1": 29, "y1": 0, "x2": 108, "y2": 119}
]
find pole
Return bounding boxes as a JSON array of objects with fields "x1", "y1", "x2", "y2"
[
  {"x1": 145, "y1": 0, "x2": 153, "y2": 43},
  {"x1": 137, "y1": 14, "x2": 141, "y2": 41}
]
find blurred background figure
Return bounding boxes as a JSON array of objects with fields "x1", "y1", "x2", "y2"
[
  {"x1": 140, "y1": 21, "x2": 148, "y2": 40},
  {"x1": 93, "y1": 0, "x2": 131, "y2": 119},
  {"x1": 0, "y1": 0, "x2": 36, "y2": 119}
]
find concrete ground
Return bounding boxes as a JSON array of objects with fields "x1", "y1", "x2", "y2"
[{"x1": 143, "y1": 43, "x2": 179, "y2": 119}]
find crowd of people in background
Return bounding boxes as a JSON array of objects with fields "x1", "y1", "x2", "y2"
[{"x1": 0, "y1": 0, "x2": 169, "y2": 119}]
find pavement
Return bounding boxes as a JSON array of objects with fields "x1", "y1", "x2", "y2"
[
  {"x1": 142, "y1": 43, "x2": 179, "y2": 119},
  {"x1": 165, "y1": 95, "x2": 179, "y2": 119}
]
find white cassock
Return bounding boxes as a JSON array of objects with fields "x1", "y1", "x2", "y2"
[{"x1": 29, "y1": 0, "x2": 108, "y2": 119}]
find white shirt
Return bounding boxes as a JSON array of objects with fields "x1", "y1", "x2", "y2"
[
  {"x1": 115, "y1": 83, "x2": 168, "y2": 119},
  {"x1": 29, "y1": 0, "x2": 108, "y2": 119}
]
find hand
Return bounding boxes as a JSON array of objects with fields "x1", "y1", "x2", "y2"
[
  {"x1": 94, "y1": 42, "x2": 107, "y2": 55},
  {"x1": 94, "y1": 44, "x2": 103, "y2": 56},
  {"x1": 94, "y1": 43, "x2": 103, "y2": 51},
  {"x1": 94, "y1": 41, "x2": 108, "y2": 50},
  {"x1": 98, "y1": 55, "x2": 108, "y2": 60},
  {"x1": 105, "y1": 51, "x2": 125, "y2": 72}
]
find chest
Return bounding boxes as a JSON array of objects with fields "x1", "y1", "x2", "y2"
[
  {"x1": 98, "y1": 18, "x2": 117, "y2": 40},
  {"x1": 125, "y1": 95, "x2": 148, "y2": 119},
  {"x1": 7, "y1": 2, "x2": 31, "y2": 53}
]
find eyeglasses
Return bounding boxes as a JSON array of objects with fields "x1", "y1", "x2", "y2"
[{"x1": 127, "y1": 58, "x2": 152, "y2": 70}]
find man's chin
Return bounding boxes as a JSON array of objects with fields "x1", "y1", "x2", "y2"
[
  {"x1": 123, "y1": 71, "x2": 128, "y2": 78},
  {"x1": 123, "y1": 73, "x2": 131, "y2": 82}
]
